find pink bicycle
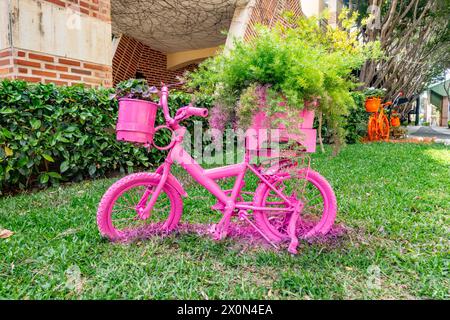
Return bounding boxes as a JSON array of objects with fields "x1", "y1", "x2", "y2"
[{"x1": 97, "y1": 84, "x2": 337, "y2": 254}]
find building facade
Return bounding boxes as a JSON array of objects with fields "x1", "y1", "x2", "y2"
[
  {"x1": 418, "y1": 80, "x2": 450, "y2": 127},
  {"x1": 0, "y1": 0, "x2": 342, "y2": 87}
]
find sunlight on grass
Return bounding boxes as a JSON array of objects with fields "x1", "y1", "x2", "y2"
[{"x1": 423, "y1": 148, "x2": 450, "y2": 166}]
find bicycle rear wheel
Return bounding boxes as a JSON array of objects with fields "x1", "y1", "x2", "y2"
[{"x1": 253, "y1": 167, "x2": 337, "y2": 242}]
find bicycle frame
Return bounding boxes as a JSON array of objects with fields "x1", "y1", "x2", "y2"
[{"x1": 142, "y1": 127, "x2": 295, "y2": 215}]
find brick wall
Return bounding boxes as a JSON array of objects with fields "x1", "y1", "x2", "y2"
[
  {"x1": 0, "y1": 48, "x2": 112, "y2": 87},
  {"x1": 245, "y1": 0, "x2": 303, "y2": 40},
  {"x1": 113, "y1": 35, "x2": 197, "y2": 86},
  {"x1": 44, "y1": 0, "x2": 111, "y2": 22},
  {"x1": 112, "y1": 36, "x2": 143, "y2": 85},
  {"x1": 0, "y1": 49, "x2": 14, "y2": 79}
]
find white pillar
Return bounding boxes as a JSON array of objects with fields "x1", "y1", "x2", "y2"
[
  {"x1": 300, "y1": 0, "x2": 325, "y2": 17},
  {"x1": 224, "y1": 0, "x2": 256, "y2": 51}
]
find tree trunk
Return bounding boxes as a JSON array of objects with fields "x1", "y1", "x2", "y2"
[{"x1": 318, "y1": 110, "x2": 325, "y2": 153}]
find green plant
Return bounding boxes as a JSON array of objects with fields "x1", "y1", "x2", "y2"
[
  {"x1": 315, "y1": 91, "x2": 369, "y2": 144},
  {"x1": 111, "y1": 78, "x2": 158, "y2": 101},
  {"x1": 423, "y1": 122, "x2": 430, "y2": 126},
  {"x1": 187, "y1": 11, "x2": 381, "y2": 153},
  {"x1": 344, "y1": 91, "x2": 369, "y2": 143},
  {"x1": 364, "y1": 87, "x2": 387, "y2": 99},
  {"x1": 447, "y1": 120, "x2": 450, "y2": 128},
  {"x1": 0, "y1": 80, "x2": 212, "y2": 193}
]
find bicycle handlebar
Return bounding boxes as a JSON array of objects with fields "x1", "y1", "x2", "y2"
[
  {"x1": 159, "y1": 85, "x2": 208, "y2": 126},
  {"x1": 185, "y1": 107, "x2": 208, "y2": 118},
  {"x1": 159, "y1": 85, "x2": 173, "y2": 124},
  {"x1": 174, "y1": 105, "x2": 208, "y2": 121}
]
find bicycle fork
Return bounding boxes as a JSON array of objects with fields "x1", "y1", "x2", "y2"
[
  {"x1": 138, "y1": 161, "x2": 172, "y2": 220},
  {"x1": 287, "y1": 201, "x2": 304, "y2": 254}
]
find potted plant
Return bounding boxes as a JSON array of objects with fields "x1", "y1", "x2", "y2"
[
  {"x1": 186, "y1": 12, "x2": 381, "y2": 153},
  {"x1": 111, "y1": 79, "x2": 159, "y2": 145},
  {"x1": 364, "y1": 87, "x2": 386, "y2": 113},
  {"x1": 390, "y1": 111, "x2": 401, "y2": 127}
]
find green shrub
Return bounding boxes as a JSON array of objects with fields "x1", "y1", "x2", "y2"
[
  {"x1": 315, "y1": 91, "x2": 368, "y2": 144},
  {"x1": 423, "y1": 121, "x2": 430, "y2": 126},
  {"x1": 344, "y1": 92, "x2": 369, "y2": 143},
  {"x1": 363, "y1": 87, "x2": 387, "y2": 99},
  {"x1": 0, "y1": 80, "x2": 210, "y2": 193}
]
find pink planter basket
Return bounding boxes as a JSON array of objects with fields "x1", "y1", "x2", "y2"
[
  {"x1": 116, "y1": 99, "x2": 158, "y2": 145},
  {"x1": 246, "y1": 92, "x2": 317, "y2": 154}
]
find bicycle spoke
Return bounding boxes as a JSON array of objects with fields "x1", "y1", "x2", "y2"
[{"x1": 108, "y1": 181, "x2": 173, "y2": 235}]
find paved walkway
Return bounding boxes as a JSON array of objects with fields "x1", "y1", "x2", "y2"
[{"x1": 407, "y1": 126, "x2": 450, "y2": 145}]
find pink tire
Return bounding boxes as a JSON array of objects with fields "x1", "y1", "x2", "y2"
[
  {"x1": 253, "y1": 167, "x2": 337, "y2": 242},
  {"x1": 97, "y1": 172, "x2": 183, "y2": 241}
]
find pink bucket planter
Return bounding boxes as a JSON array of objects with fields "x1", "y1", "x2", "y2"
[
  {"x1": 276, "y1": 101, "x2": 315, "y2": 129},
  {"x1": 116, "y1": 98, "x2": 158, "y2": 144},
  {"x1": 298, "y1": 108, "x2": 315, "y2": 129},
  {"x1": 248, "y1": 96, "x2": 317, "y2": 153}
]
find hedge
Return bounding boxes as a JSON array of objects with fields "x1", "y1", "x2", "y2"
[{"x1": 0, "y1": 80, "x2": 211, "y2": 193}]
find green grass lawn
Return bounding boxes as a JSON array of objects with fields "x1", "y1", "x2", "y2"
[{"x1": 0, "y1": 143, "x2": 449, "y2": 299}]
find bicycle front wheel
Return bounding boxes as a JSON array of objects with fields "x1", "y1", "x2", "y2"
[
  {"x1": 368, "y1": 116, "x2": 378, "y2": 141},
  {"x1": 97, "y1": 172, "x2": 183, "y2": 241}
]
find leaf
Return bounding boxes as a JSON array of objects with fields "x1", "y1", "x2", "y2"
[
  {"x1": 4, "y1": 146, "x2": 13, "y2": 157},
  {"x1": 42, "y1": 154, "x2": 55, "y2": 162},
  {"x1": 31, "y1": 119, "x2": 42, "y2": 130},
  {"x1": 17, "y1": 157, "x2": 29, "y2": 168},
  {"x1": 0, "y1": 229, "x2": 14, "y2": 239},
  {"x1": 0, "y1": 108, "x2": 16, "y2": 114},
  {"x1": 88, "y1": 165, "x2": 96, "y2": 176},
  {"x1": 48, "y1": 172, "x2": 62, "y2": 179},
  {"x1": 1, "y1": 128, "x2": 13, "y2": 139},
  {"x1": 60, "y1": 161, "x2": 70, "y2": 173},
  {"x1": 39, "y1": 173, "x2": 49, "y2": 184}
]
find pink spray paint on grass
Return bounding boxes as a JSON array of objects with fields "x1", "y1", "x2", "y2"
[{"x1": 117, "y1": 221, "x2": 347, "y2": 251}]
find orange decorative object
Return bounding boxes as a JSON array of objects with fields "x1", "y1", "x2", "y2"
[
  {"x1": 390, "y1": 116, "x2": 400, "y2": 127},
  {"x1": 367, "y1": 100, "x2": 390, "y2": 142},
  {"x1": 365, "y1": 97, "x2": 381, "y2": 113}
]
